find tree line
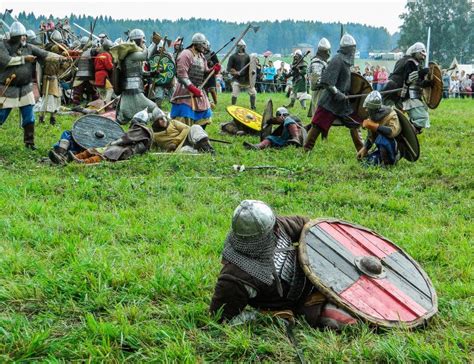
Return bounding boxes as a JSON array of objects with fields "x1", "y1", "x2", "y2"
[{"x1": 15, "y1": 12, "x2": 399, "y2": 55}]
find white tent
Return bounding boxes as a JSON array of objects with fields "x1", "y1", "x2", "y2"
[{"x1": 449, "y1": 58, "x2": 473, "y2": 75}]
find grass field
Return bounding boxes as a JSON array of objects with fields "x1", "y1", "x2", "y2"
[{"x1": 0, "y1": 94, "x2": 472, "y2": 362}]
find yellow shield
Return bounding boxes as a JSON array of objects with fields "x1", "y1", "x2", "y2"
[{"x1": 226, "y1": 105, "x2": 263, "y2": 132}]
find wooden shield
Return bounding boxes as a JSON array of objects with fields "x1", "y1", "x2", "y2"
[
  {"x1": 260, "y1": 99, "x2": 274, "y2": 140},
  {"x1": 72, "y1": 114, "x2": 125, "y2": 149},
  {"x1": 423, "y1": 62, "x2": 442, "y2": 109},
  {"x1": 226, "y1": 105, "x2": 262, "y2": 132},
  {"x1": 394, "y1": 108, "x2": 420, "y2": 162},
  {"x1": 334, "y1": 72, "x2": 372, "y2": 127},
  {"x1": 249, "y1": 54, "x2": 257, "y2": 89},
  {"x1": 299, "y1": 219, "x2": 437, "y2": 328},
  {"x1": 149, "y1": 52, "x2": 176, "y2": 86}
]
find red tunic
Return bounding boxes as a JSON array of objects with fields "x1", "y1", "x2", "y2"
[{"x1": 94, "y1": 52, "x2": 113, "y2": 87}]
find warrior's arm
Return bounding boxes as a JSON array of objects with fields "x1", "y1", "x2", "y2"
[
  {"x1": 276, "y1": 216, "x2": 310, "y2": 242},
  {"x1": 126, "y1": 46, "x2": 149, "y2": 62},
  {"x1": 176, "y1": 51, "x2": 195, "y2": 87},
  {"x1": 210, "y1": 271, "x2": 252, "y2": 322}
]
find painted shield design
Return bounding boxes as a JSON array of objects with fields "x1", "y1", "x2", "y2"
[
  {"x1": 299, "y1": 219, "x2": 437, "y2": 328},
  {"x1": 226, "y1": 105, "x2": 263, "y2": 132},
  {"x1": 423, "y1": 62, "x2": 442, "y2": 109},
  {"x1": 260, "y1": 99, "x2": 274, "y2": 140},
  {"x1": 149, "y1": 52, "x2": 176, "y2": 86},
  {"x1": 72, "y1": 114, "x2": 125, "y2": 149},
  {"x1": 394, "y1": 108, "x2": 420, "y2": 162},
  {"x1": 333, "y1": 72, "x2": 372, "y2": 127}
]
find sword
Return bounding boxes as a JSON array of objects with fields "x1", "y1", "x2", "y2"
[
  {"x1": 73, "y1": 22, "x2": 100, "y2": 40},
  {"x1": 425, "y1": 26, "x2": 431, "y2": 68}
]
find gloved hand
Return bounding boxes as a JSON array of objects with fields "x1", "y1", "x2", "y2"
[
  {"x1": 212, "y1": 63, "x2": 221, "y2": 74},
  {"x1": 187, "y1": 84, "x2": 202, "y2": 97},
  {"x1": 408, "y1": 70, "x2": 419, "y2": 83},
  {"x1": 362, "y1": 119, "x2": 379, "y2": 132},
  {"x1": 357, "y1": 146, "x2": 368, "y2": 160},
  {"x1": 334, "y1": 91, "x2": 347, "y2": 102}
]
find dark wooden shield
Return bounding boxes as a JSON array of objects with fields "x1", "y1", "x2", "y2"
[
  {"x1": 149, "y1": 52, "x2": 176, "y2": 86},
  {"x1": 394, "y1": 108, "x2": 420, "y2": 162},
  {"x1": 299, "y1": 219, "x2": 437, "y2": 328},
  {"x1": 423, "y1": 62, "x2": 442, "y2": 109},
  {"x1": 333, "y1": 72, "x2": 372, "y2": 127},
  {"x1": 260, "y1": 99, "x2": 274, "y2": 140},
  {"x1": 226, "y1": 105, "x2": 263, "y2": 132},
  {"x1": 72, "y1": 114, "x2": 125, "y2": 149}
]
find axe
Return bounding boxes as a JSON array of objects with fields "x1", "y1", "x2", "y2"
[{"x1": 0, "y1": 73, "x2": 16, "y2": 108}]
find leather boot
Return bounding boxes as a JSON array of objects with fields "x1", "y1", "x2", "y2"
[
  {"x1": 49, "y1": 115, "x2": 56, "y2": 125},
  {"x1": 243, "y1": 139, "x2": 271, "y2": 150},
  {"x1": 231, "y1": 96, "x2": 237, "y2": 105},
  {"x1": 23, "y1": 123, "x2": 36, "y2": 150},
  {"x1": 303, "y1": 126, "x2": 321, "y2": 152},
  {"x1": 287, "y1": 123, "x2": 302, "y2": 147},
  {"x1": 195, "y1": 138, "x2": 215, "y2": 154},
  {"x1": 300, "y1": 99, "x2": 307, "y2": 110},
  {"x1": 350, "y1": 128, "x2": 364, "y2": 152},
  {"x1": 250, "y1": 95, "x2": 256, "y2": 110}
]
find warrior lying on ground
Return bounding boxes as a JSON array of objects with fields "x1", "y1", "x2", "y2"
[
  {"x1": 356, "y1": 91, "x2": 402, "y2": 166},
  {"x1": 243, "y1": 107, "x2": 304, "y2": 150}
]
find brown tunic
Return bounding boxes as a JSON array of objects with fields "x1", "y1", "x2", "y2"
[{"x1": 210, "y1": 215, "x2": 324, "y2": 323}]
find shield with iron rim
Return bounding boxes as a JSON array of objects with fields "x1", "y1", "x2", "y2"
[
  {"x1": 394, "y1": 108, "x2": 420, "y2": 162},
  {"x1": 423, "y1": 61, "x2": 442, "y2": 109},
  {"x1": 260, "y1": 99, "x2": 274, "y2": 140},
  {"x1": 226, "y1": 105, "x2": 263, "y2": 132},
  {"x1": 299, "y1": 219, "x2": 437, "y2": 328},
  {"x1": 72, "y1": 114, "x2": 125, "y2": 149},
  {"x1": 333, "y1": 72, "x2": 372, "y2": 127},
  {"x1": 149, "y1": 52, "x2": 176, "y2": 86}
]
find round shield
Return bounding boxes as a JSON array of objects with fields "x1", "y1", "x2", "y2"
[
  {"x1": 226, "y1": 105, "x2": 263, "y2": 132},
  {"x1": 260, "y1": 99, "x2": 274, "y2": 140},
  {"x1": 149, "y1": 53, "x2": 176, "y2": 86},
  {"x1": 299, "y1": 219, "x2": 437, "y2": 328},
  {"x1": 423, "y1": 62, "x2": 442, "y2": 109},
  {"x1": 249, "y1": 54, "x2": 258, "y2": 89},
  {"x1": 72, "y1": 114, "x2": 125, "y2": 149},
  {"x1": 394, "y1": 108, "x2": 420, "y2": 162}
]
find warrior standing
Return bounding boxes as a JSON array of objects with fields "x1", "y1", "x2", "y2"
[
  {"x1": 382, "y1": 42, "x2": 432, "y2": 134},
  {"x1": 307, "y1": 38, "x2": 331, "y2": 117},
  {"x1": 71, "y1": 36, "x2": 99, "y2": 106},
  {"x1": 285, "y1": 49, "x2": 309, "y2": 110},
  {"x1": 0, "y1": 21, "x2": 65, "y2": 149},
  {"x1": 227, "y1": 40, "x2": 257, "y2": 110},
  {"x1": 304, "y1": 34, "x2": 363, "y2": 152},
  {"x1": 170, "y1": 33, "x2": 220, "y2": 127},
  {"x1": 94, "y1": 39, "x2": 114, "y2": 106}
]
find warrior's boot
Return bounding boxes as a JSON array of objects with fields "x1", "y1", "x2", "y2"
[
  {"x1": 195, "y1": 138, "x2": 216, "y2": 154},
  {"x1": 284, "y1": 98, "x2": 295, "y2": 108},
  {"x1": 350, "y1": 128, "x2": 364, "y2": 152},
  {"x1": 38, "y1": 114, "x2": 45, "y2": 124},
  {"x1": 300, "y1": 99, "x2": 307, "y2": 110},
  {"x1": 49, "y1": 114, "x2": 56, "y2": 126},
  {"x1": 48, "y1": 139, "x2": 70, "y2": 165},
  {"x1": 303, "y1": 125, "x2": 321, "y2": 152},
  {"x1": 286, "y1": 123, "x2": 302, "y2": 147},
  {"x1": 231, "y1": 96, "x2": 237, "y2": 105},
  {"x1": 243, "y1": 139, "x2": 271, "y2": 150},
  {"x1": 23, "y1": 123, "x2": 36, "y2": 150},
  {"x1": 250, "y1": 95, "x2": 256, "y2": 110}
]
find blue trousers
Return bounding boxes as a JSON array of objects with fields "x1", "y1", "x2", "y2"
[
  {"x1": 366, "y1": 135, "x2": 398, "y2": 166},
  {"x1": 0, "y1": 105, "x2": 35, "y2": 127},
  {"x1": 53, "y1": 130, "x2": 83, "y2": 153}
]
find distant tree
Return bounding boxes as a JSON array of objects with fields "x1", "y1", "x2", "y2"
[{"x1": 399, "y1": 0, "x2": 474, "y2": 65}]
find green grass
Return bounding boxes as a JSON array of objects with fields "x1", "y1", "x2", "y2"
[{"x1": 0, "y1": 94, "x2": 472, "y2": 362}]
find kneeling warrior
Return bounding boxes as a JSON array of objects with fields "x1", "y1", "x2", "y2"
[
  {"x1": 0, "y1": 21, "x2": 65, "y2": 149},
  {"x1": 382, "y1": 42, "x2": 432, "y2": 134},
  {"x1": 357, "y1": 91, "x2": 401, "y2": 166},
  {"x1": 170, "y1": 33, "x2": 220, "y2": 127},
  {"x1": 243, "y1": 107, "x2": 304, "y2": 150},
  {"x1": 210, "y1": 200, "x2": 357, "y2": 330}
]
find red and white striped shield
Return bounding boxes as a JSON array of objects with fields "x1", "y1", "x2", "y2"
[{"x1": 299, "y1": 219, "x2": 437, "y2": 328}]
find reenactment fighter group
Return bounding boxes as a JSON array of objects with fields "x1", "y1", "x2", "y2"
[{"x1": 1, "y1": 20, "x2": 439, "y2": 345}]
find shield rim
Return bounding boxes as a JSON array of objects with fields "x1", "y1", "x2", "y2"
[
  {"x1": 149, "y1": 52, "x2": 176, "y2": 86},
  {"x1": 394, "y1": 108, "x2": 420, "y2": 162},
  {"x1": 72, "y1": 114, "x2": 125, "y2": 149},
  {"x1": 423, "y1": 61, "x2": 442, "y2": 109},
  {"x1": 298, "y1": 218, "x2": 438, "y2": 328},
  {"x1": 260, "y1": 99, "x2": 274, "y2": 140},
  {"x1": 226, "y1": 105, "x2": 263, "y2": 132},
  {"x1": 249, "y1": 54, "x2": 257, "y2": 89}
]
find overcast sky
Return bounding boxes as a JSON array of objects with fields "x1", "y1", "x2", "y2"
[{"x1": 5, "y1": 0, "x2": 407, "y2": 34}]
